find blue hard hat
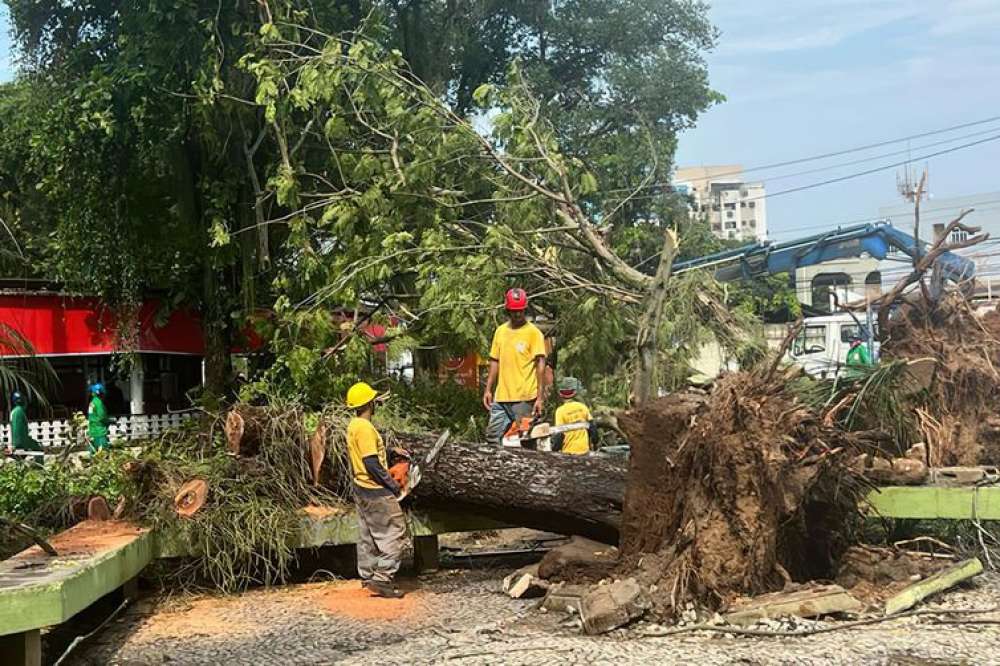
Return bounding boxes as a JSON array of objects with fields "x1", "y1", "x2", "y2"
[{"x1": 90, "y1": 383, "x2": 105, "y2": 395}]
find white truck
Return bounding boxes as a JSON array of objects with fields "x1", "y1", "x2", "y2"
[{"x1": 788, "y1": 313, "x2": 878, "y2": 379}]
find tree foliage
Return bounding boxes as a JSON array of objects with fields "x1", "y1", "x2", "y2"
[{"x1": 0, "y1": 0, "x2": 749, "y2": 405}]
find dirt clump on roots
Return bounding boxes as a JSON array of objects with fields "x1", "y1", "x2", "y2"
[
  {"x1": 881, "y1": 293, "x2": 1000, "y2": 466},
  {"x1": 615, "y1": 369, "x2": 871, "y2": 620}
]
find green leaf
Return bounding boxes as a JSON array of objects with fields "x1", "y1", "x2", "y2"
[{"x1": 472, "y1": 83, "x2": 493, "y2": 107}]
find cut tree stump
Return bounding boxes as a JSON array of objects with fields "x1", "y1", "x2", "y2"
[
  {"x1": 174, "y1": 479, "x2": 209, "y2": 518},
  {"x1": 884, "y1": 558, "x2": 983, "y2": 615},
  {"x1": 724, "y1": 584, "x2": 862, "y2": 625}
]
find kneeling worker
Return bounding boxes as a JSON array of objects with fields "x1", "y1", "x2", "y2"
[
  {"x1": 553, "y1": 377, "x2": 597, "y2": 455},
  {"x1": 345, "y1": 381, "x2": 407, "y2": 599}
]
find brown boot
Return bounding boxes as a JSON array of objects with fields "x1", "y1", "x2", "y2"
[{"x1": 369, "y1": 580, "x2": 404, "y2": 598}]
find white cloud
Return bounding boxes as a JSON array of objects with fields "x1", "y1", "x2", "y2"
[{"x1": 711, "y1": 0, "x2": 920, "y2": 55}]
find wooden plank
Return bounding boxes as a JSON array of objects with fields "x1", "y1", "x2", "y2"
[
  {"x1": 725, "y1": 585, "x2": 861, "y2": 625},
  {"x1": 884, "y1": 558, "x2": 983, "y2": 615},
  {"x1": 866, "y1": 486, "x2": 1000, "y2": 520}
]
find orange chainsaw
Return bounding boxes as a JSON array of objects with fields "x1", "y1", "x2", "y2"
[{"x1": 501, "y1": 416, "x2": 591, "y2": 451}]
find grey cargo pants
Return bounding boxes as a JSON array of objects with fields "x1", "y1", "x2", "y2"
[{"x1": 355, "y1": 489, "x2": 407, "y2": 583}]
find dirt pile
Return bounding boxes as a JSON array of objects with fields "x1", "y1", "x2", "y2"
[
  {"x1": 882, "y1": 294, "x2": 1000, "y2": 465},
  {"x1": 616, "y1": 368, "x2": 872, "y2": 620}
]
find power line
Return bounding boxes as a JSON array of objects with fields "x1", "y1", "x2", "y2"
[
  {"x1": 602, "y1": 113, "x2": 1000, "y2": 195},
  {"x1": 770, "y1": 197, "x2": 1000, "y2": 238},
  {"x1": 606, "y1": 133, "x2": 1000, "y2": 207},
  {"x1": 754, "y1": 133, "x2": 1000, "y2": 201},
  {"x1": 756, "y1": 126, "x2": 1000, "y2": 186},
  {"x1": 770, "y1": 199, "x2": 1000, "y2": 239}
]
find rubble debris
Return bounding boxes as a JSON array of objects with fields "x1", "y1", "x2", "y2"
[
  {"x1": 724, "y1": 585, "x2": 861, "y2": 626},
  {"x1": 862, "y1": 456, "x2": 928, "y2": 485},
  {"x1": 837, "y1": 544, "x2": 952, "y2": 592},
  {"x1": 890, "y1": 458, "x2": 928, "y2": 484},
  {"x1": 579, "y1": 578, "x2": 650, "y2": 635},
  {"x1": 931, "y1": 466, "x2": 998, "y2": 486},
  {"x1": 541, "y1": 583, "x2": 589, "y2": 613},
  {"x1": 502, "y1": 564, "x2": 549, "y2": 599},
  {"x1": 884, "y1": 558, "x2": 984, "y2": 615},
  {"x1": 537, "y1": 536, "x2": 618, "y2": 583},
  {"x1": 905, "y1": 442, "x2": 928, "y2": 464}
]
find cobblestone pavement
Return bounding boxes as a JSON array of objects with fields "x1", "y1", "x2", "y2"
[{"x1": 70, "y1": 567, "x2": 1000, "y2": 665}]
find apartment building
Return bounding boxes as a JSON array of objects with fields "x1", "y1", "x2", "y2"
[{"x1": 674, "y1": 165, "x2": 768, "y2": 242}]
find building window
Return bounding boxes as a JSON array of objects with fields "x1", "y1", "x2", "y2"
[
  {"x1": 712, "y1": 223, "x2": 722, "y2": 232},
  {"x1": 865, "y1": 271, "x2": 882, "y2": 300},
  {"x1": 712, "y1": 204, "x2": 720, "y2": 211},
  {"x1": 748, "y1": 201, "x2": 756, "y2": 208},
  {"x1": 725, "y1": 221, "x2": 737, "y2": 229},
  {"x1": 726, "y1": 211, "x2": 734, "y2": 219},
  {"x1": 811, "y1": 273, "x2": 851, "y2": 314},
  {"x1": 740, "y1": 202, "x2": 746, "y2": 208},
  {"x1": 724, "y1": 202, "x2": 736, "y2": 210},
  {"x1": 749, "y1": 219, "x2": 756, "y2": 227},
  {"x1": 950, "y1": 229, "x2": 969, "y2": 244}
]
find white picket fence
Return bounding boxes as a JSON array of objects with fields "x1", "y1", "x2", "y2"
[{"x1": 0, "y1": 412, "x2": 194, "y2": 449}]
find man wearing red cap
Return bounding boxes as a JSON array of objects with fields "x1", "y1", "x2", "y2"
[{"x1": 483, "y1": 288, "x2": 547, "y2": 446}]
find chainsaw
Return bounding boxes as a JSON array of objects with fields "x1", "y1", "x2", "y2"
[
  {"x1": 387, "y1": 430, "x2": 451, "y2": 501},
  {"x1": 501, "y1": 417, "x2": 592, "y2": 451}
]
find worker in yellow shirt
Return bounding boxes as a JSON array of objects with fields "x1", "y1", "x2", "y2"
[
  {"x1": 483, "y1": 288, "x2": 547, "y2": 446},
  {"x1": 345, "y1": 381, "x2": 407, "y2": 599},
  {"x1": 552, "y1": 377, "x2": 597, "y2": 455}
]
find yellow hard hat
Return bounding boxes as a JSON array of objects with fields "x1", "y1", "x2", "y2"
[{"x1": 346, "y1": 382, "x2": 378, "y2": 409}]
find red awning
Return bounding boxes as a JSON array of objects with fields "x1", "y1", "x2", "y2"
[{"x1": 0, "y1": 294, "x2": 204, "y2": 356}]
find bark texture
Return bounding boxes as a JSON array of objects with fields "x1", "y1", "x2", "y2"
[{"x1": 400, "y1": 435, "x2": 627, "y2": 543}]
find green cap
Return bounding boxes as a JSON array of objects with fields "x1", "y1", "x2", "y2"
[{"x1": 557, "y1": 376, "x2": 582, "y2": 397}]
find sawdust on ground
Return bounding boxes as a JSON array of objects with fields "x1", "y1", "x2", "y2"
[
  {"x1": 134, "y1": 596, "x2": 258, "y2": 640},
  {"x1": 13, "y1": 520, "x2": 145, "y2": 560},
  {"x1": 313, "y1": 580, "x2": 427, "y2": 621}
]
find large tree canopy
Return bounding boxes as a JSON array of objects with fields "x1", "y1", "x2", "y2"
[{"x1": 0, "y1": 0, "x2": 748, "y2": 405}]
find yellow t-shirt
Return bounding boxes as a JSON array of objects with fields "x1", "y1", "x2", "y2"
[
  {"x1": 347, "y1": 417, "x2": 387, "y2": 490},
  {"x1": 555, "y1": 400, "x2": 591, "y2": 455},
  {"x1": 489, "y1": 322, "x2": 546, "y2": 402}
]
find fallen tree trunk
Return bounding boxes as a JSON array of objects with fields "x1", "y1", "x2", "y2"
[{"x1": 399, "y1": 434, "x2": 627, "y2": 544}]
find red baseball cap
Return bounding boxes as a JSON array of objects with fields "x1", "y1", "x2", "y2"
[{"x1": 505, "y1": 288, "x2": 528, "y2": 311}]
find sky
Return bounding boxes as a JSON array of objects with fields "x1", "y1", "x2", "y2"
[{"x1": 674, "y1": 0, "x2": 1000, "y2": 239}]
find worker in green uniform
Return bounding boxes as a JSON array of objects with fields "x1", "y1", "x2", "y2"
[
  {"x1": 87, "y1": 383, "x2": 112, "y2": 453},
  {"x1": 846, "y1": 337, "x2": 872, "y2": 368},
  {"x1": 6, "y1": 391, "x2": 42, "y2": 463}
]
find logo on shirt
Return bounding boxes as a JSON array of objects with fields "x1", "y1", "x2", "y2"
[{"x1": 516, "y1": 341, "x2": 527, "y2": 353}]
